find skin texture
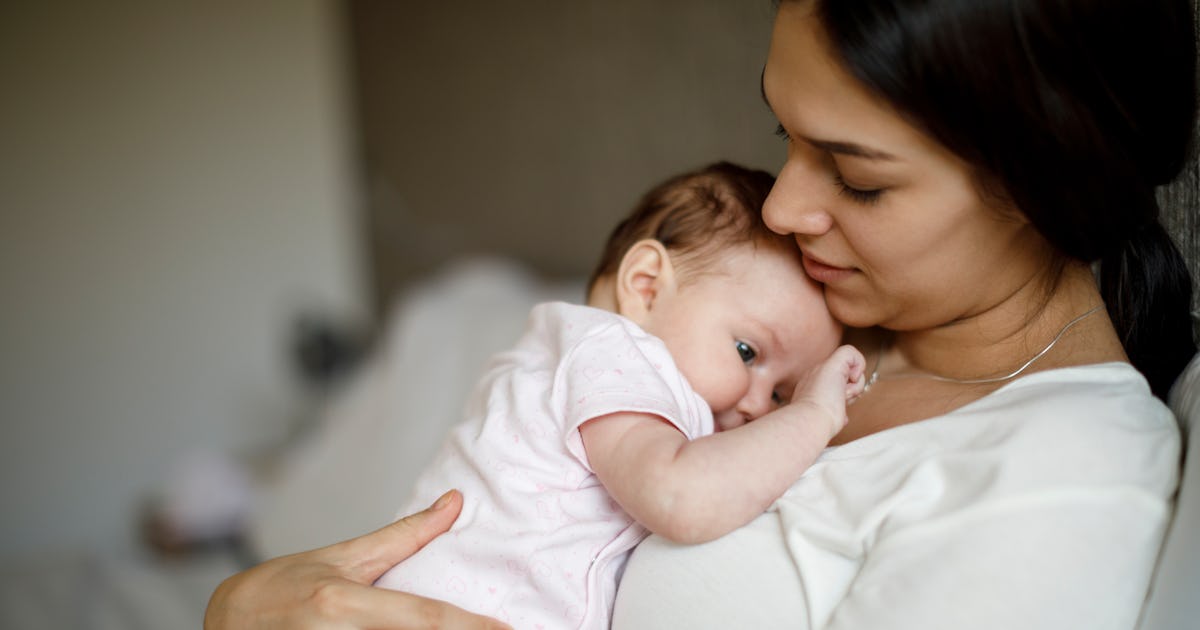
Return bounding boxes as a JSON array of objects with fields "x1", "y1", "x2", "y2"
[
  {"x1": 762, "y1": 2, "x2": 1127, "y2": 443},
  {"x1": 578, "y1": 239, "x2": 862, "y2": 543}
]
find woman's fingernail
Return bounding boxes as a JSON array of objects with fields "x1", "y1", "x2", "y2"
[{"x1": 431, "y1": 489, "x2": 455, "y2": 511}]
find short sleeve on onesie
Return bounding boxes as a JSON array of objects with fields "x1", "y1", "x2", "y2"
[
  {"x1": 374, "y1": 302, "x2": 714, "y2": 630},
  {"x1": 552, "y1": 305, "x2": 714, "y2": 472}
]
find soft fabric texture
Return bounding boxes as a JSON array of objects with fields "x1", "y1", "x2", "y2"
[
  {"x1": 375, "y1": 302, "x2": 714, "y2": 630},
  {"x1": 1138, "y1": 351, "x2": 1200, "y2": 630},
  {"x1": 612, "y1": 362, "x2": 1179, "y2": 630}
]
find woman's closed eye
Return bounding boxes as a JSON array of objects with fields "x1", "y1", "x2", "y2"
[
  {"x1": 735, "y1": 340, "x2": 757, "y2": 365},
  {"x1": 833, "y1": 173, "x2": 884, "y2": 204},
  {"x1": 775, "y1": 123, "x2": 887, "y2": 205}
]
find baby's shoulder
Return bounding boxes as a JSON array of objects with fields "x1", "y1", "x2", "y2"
[{"x1": 526, "y1": 302, "x2": 663, "y2": 357}]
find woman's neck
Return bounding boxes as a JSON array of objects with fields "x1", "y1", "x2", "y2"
[
  {"x1": 834, "y1": 261, "x2": 1126, "y2": 445},
  {"x1": 890, "y1": 261, "x2": 1119, "y2": 381}
]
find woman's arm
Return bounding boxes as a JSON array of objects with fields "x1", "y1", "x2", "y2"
[
  {"x1": 579, "y1": 345, "x2": 863, "y2": 544},
  {"x1": 204, "y1": 490, "x2": 510, "y2": 630}
]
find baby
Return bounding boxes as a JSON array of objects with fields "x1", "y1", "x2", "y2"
[{"x1": 375, "y1": 162, "x2": 865, "y2": 629}]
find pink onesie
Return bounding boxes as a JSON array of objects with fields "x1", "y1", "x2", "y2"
[{"x1": 374, "y1": 302, "x2": 714, "y2": 629}]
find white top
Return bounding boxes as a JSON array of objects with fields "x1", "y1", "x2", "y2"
[
  {"x1": 375, "y1": 302, "x2": 713, "y2": 630},
  {"x1": 612, "y1": 362, "x2": 1179, "y2": 630}
]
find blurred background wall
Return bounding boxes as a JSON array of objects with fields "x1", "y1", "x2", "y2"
[
  {"x1": 0, "y1": 1, "x2": 366, "y2": 559},
  {"x1": 349, "y1": 0, "x2": 785, "y2": 311},
  {"x1": 0, "y1": 0, "x2": 785, "y2": 563}
]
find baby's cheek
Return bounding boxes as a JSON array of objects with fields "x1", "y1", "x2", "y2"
[{"x1": 696, "y1": 371, "x2": 749, "y2": 417}]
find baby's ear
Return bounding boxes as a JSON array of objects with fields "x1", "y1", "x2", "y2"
[{"x1": 615, "y1": 239, "x2": 676, "y2": 323}]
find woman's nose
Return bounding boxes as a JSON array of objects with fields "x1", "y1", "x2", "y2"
[{"x1": 763, "y1": 158, "x2": 834, "y2": 237}]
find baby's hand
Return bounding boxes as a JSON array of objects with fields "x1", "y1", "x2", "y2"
[{"x1": 789, "y1": 345, "x2": 866, "y2": 438}]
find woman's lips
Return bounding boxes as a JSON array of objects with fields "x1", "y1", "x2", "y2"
[{"x1": 801, "y1": 255, "x2": 855, "y2": 283}]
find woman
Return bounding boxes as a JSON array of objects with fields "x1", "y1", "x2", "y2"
[{"x1": 205, "y1": 0, "x2": 1196, "y2": 628}]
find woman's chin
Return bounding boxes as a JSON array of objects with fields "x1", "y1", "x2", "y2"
[{"x1": 824, "y1": 292, "x2": 885, "y2": 330}]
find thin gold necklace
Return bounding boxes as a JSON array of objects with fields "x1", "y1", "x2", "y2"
[{"x1": 864, "y1": 305, "x2": 1103, "y2": 391}]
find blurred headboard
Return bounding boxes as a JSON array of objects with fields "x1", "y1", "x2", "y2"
[
  {"x1": 1158, "y1": 0, "x2": 1200, "y2": 334},
  {"x1": 1160, "y1": 145, "x2": 1200, "y2": 338}
]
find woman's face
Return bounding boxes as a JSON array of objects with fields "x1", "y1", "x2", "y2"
[{"x1": 761, "y1": 3, "x2": 1052, "y2": 331}]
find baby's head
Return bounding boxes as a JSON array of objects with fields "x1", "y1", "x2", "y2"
[{"x1": 588, "y1": 162, "x2": 842, "y2": 431}]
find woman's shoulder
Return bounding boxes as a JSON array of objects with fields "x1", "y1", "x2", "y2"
[
  {"x1": 982, "y1": 361, "x2": 1176, "y2": 439},
  {"x1": 902, "y1": 361, "x2": 1179, "y2": 494},
  {"x1": 822, "y1": 362, "x2": 1179, "y2": 498}
]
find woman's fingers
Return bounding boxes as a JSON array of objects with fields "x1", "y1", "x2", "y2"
[
  {"x1": 205, "y1": 488, "x2": 513, "y2": 629},
  {"x1": 338, "y1": 581, "x2": 512, "y2": 630},
  {"x1": 338, "y1": 489, "x2": 465, "y2": 583}
]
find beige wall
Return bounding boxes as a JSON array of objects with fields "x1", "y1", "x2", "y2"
[
  {"x1": 349, "y1": 1, "x2": 786, "y2": 309},
  {"x1": 0, "y1": 1, "x2": 365, "y2": 558}
]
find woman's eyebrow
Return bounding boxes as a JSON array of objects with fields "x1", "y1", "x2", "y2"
[
  {"x1": 761, "y1": 67, "x2": 898, "y2": 162},
  {"x1": 807, "y1": 138, "x2": 897, "y2": 161}
]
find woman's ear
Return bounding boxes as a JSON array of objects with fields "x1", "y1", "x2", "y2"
[{"x1": 615, "y1": 239, "x2": 676, "y2": 324}]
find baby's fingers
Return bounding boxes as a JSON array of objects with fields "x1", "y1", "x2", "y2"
[
  {"x1": 829, "y1": 345, "x2": 867, "y2": 402},
  {"x1": 846, "y1": 372, "x2": 866, "y2": 403},
  {"x1": 830, "y1": 345, "x2": 866, "y2": 380}
]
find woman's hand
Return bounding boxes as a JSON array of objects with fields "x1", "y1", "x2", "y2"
[{"x1": 204, "y1": 489, "x2": 510, "y2": 629}]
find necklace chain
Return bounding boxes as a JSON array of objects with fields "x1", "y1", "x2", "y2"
[{"x1": 865, "y1": 305, "x2": 1103, "y2": 390}]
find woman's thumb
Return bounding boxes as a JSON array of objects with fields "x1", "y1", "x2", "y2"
[{"x1": 340, "y1": 489, "x2": 463, "y2": 582}]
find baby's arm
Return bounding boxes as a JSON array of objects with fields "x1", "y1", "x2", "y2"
[{"x1": 578, "y1": 345, "x2": 865, "y2": 544}]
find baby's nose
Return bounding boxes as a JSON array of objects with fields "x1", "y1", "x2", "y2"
[{"x1": 736, "y1": 390, "x2": 774, "y2": 423}]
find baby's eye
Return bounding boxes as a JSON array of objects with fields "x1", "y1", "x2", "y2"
[
  {"x1": 771, "y1": 390, "x2": 786, "y2": 406},
  {"x1": 735, "y1": 341, "x2": 757, "y2": 365}
]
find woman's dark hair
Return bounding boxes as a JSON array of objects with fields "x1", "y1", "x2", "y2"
[
  {"x1": 587, "y1": 161, "x2": 791, "y2": 294},
  {"x1": 808, "y1": 0, "x2": 1197, "y2": 399}
]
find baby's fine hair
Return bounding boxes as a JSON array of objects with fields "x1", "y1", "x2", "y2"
[{"x1": 587, "y1": 161, "x2": 794, "y2": 294}]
